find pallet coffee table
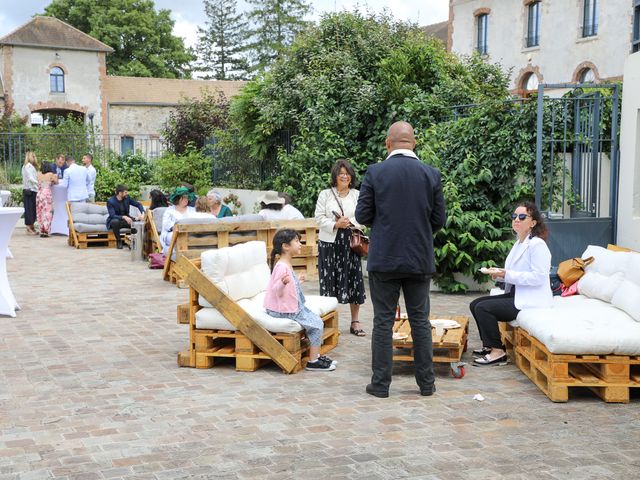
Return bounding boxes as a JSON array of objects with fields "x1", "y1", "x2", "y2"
[{"x1": 392, "y1": 315, "x2": 469, "y2": 378}]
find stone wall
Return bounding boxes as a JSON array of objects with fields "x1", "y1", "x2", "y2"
[
  {"x1": 450, "y1": 0, "x2": 632, "y2": 89},
  {"x1": 7, "y1": 45, "x2": 103, "y2": 121},
  {"x1": 107, "y1": 104, "x2": 175, "y2": 137},
  {"x1": 617, "y1": 52, "x2": 640, "y2": 251}
]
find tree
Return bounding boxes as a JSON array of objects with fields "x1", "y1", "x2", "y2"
[
  {"x1": 246, "y1": 0, "x2": 311, "y2": 71},
  {"x1": 43, "y1": 0, "x2": 195, "y2": 78},
  {"x1": 161, "y1": 89, "x2": 229, "y2": 154},
  {"x1": 196, "y1": 0, "x2": 249, "y2": 80}
]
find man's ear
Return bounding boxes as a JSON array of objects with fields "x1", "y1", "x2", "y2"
[{"x1": 385, "y1": 138, "x2": 391, "y2": 151}]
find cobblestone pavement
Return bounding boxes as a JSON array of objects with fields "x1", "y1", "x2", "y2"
[{"x1": 1, "y1": 230, "x2": 639, "y2": 480}]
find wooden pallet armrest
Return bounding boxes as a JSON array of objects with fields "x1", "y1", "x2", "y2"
[{"x1": 177, "y1": 256, "x2": 299, "y2": 373}]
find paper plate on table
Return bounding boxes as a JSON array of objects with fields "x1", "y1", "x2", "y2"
[
  {"x1": 430, "y1": 319, "x2": 461, "y2": 329},
  {"x1": 392, "y1": 332, "x2": 409, "y2": 340}
]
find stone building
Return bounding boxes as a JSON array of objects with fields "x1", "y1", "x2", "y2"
[
  {"x1": 447, "y1": 0, "x2": 639, "y2": 92},
  {"x1": 0, "y1": 16, "x2": 244, "y2": 155}
]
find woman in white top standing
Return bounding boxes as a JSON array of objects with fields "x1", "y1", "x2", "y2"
[
  {"x1": 471, "y1": 201, "x2": 553, "y2": 365},
  {"x1": 315, "y1": 159, "x2": 366, "y2": 336},
  {"x1": 21, "y1": 151, "x2": 39, "y2": 235}
]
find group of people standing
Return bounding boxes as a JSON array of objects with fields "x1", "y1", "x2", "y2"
[
  {"x1": 267, "y1": 121, "x2": 552, "y2": 396},
  {"x1": 21, "y1": 151, "x2": 96, "y2": 237}
]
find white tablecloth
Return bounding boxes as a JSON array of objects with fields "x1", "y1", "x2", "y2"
[
  {"x1": 1, "y1": 192, "x2": 14, "y2": 258},
  {"x1": 0, "y1": 207, "x2": 23, "y2": 317},
  {"x1": 51, "y1": 184, "x2": 69, "y2": 236}
]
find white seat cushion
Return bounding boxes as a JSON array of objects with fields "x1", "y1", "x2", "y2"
[{"x1": 512, "y1": 295, "x2": 640, "y2": 355}]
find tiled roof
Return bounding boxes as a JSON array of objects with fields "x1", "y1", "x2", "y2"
[
  {"x1": 0, "y1": 16, "x2": 113, "y2": 53},
  {"x1": 104, "y1": 76, "x2": 246, "y2": 104},
  {"x1": 422, "y1": 21, "x2": 450, "y2": 45}
]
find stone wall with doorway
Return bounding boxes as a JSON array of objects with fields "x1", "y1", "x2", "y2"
[{"x1": 7, "y1": 45, "x2": 102, "y2": 121}]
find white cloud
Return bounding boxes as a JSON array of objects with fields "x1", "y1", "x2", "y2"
[
  {"x1": 310, "y1": 0, "x2": 448, "y2": 25},
  {"x1": 171, "y1": 12, "x2": 200, "y2": 49}
]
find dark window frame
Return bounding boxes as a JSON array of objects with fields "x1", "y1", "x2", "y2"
[
  {"x1": 50, "y1": 66, "x2": 65, "y2": 93},
  {"x1": 633, "y1": 0, "x2": 640, "y2": 53},
  {"x1": 582, "y1": 0, "x2": 598, "y2": 37},
  {"x1": 477, "y1": 14, "x2": 488, "y2": 55},
  {"x1": 526, "y1": 2, "x2": 541, "y2": 47}
]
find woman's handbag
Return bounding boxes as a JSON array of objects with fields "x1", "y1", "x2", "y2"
[
  {"x1": 148, "y1": 252, "x2": 166, "y2": 269},
  {"x1": 557, "y1": 256, "x2": 594, "y2": 286},
  {"x1": 350, "y1": 229, "x2": 369, "y2": 257}
]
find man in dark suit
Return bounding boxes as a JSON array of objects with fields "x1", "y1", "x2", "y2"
[
  {"x1": 49, "y1": 153, "x2": 68, "y2": 179},
  {"x1": 106, "y1": 184, "x2": 145, "y2": 249},
  {"x1": 355, "y1": 121, "x2": 446, "y2": 398}
]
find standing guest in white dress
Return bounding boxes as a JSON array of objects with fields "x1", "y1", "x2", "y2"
[
  {"x1": 258, "y1": 191, "x2": 305, "y2": 220},
  {"x1": 61, "y1": 156, "x2": 90, "y2": 202},
  {"x1": 160, "y1": 187, "x2": 196, "y2": 254},
  {"x1": 21, "y1": 151, "x2": 39, "y2": 235},
  {"x1": 82, "y1": 154, "x2": 97, "y2": 202}
]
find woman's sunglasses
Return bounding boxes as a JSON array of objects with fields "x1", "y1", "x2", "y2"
[{"x1": 511, "y1": 213, "x2": 530, "y2": 220}]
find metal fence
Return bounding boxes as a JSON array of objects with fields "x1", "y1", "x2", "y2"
[{"x1": 0, "y1": 132, "x2": 166, "y2": 182}]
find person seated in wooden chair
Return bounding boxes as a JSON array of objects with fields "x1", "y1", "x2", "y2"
[{"x1": 106, "y1": 184, "x2": 145, "y2": 249}]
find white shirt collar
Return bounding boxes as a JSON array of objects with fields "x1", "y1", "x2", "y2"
[{"x1": 386, "y1": 149, "x2": 418, "y2": 160}]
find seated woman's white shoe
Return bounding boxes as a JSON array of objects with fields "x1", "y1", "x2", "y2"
[{"x1": 473, "y1": 352, "x2": 507, "y2": 366}]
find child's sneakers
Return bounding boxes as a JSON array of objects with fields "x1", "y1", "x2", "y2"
[{"x1": 306, "y1": 356, "x2": 336, "y2": 371}]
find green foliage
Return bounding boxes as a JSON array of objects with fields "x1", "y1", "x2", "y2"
[
  {"x1": 161, "y1": 90, "x2": 229, "y2": 154},
  {"x1": 5, "y1": 186, "x2": 24, "y2": 207},
  {"x1": 153, "y1": 145, "x2": 212, "y2": 195},
  {"x1": 42, "y1": 1, "x2": 194, "y2": 78},
  {"x1": 196, "y1": 0, "x2": 249, "y2": 80},
  {"x1": 94, "y1": 151, "x2": 152, "y2": 201},
  {"x1": 246, "y1": 0, "x2": 311, "y2": 71}
]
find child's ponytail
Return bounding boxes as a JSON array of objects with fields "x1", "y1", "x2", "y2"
[{"x1": 270, "y1": 228, "x2": 301, "y2": 271}]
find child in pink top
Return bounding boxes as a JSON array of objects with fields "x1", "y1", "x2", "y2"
[{"x1": 264, "y1": 229, "x2": 336, "y2": 372}]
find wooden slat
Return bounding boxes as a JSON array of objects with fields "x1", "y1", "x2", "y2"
[{"x1": 177, "y1": 256, "x2": 298, "y2": 373}]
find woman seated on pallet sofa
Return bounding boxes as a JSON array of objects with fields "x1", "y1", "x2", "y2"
[
  {"x1": 160, "y1": 187, "x2": 196, "y2": 254},
  {"x1": 470, "y1": 201, "x2": 552, "y2": 366}
]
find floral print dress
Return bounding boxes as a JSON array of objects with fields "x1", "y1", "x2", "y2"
[{"x1": 36, "y1": 179, "x2": 53, "y2": 235}]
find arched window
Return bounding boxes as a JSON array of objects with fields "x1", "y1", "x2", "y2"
[
  {"x1": 523, "y1": 72, "x2": 539, "y2": 91},
  {"x1": 50, "y1": 67, "x2": 65, "y2": 93},
  {"x1": 579, "y1": 68, "x2": 595, "y2": 83}
]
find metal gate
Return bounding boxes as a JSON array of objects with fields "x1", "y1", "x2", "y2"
[{"x1": 535, "y1": 83, "x2": 621, "y2": 262}]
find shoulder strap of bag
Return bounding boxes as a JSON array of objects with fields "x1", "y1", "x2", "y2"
[
  {"x1": 582, "y1": 256, "x2": 595, "y2": 267},
  {"x1": 329, "y1": 188, "x2": 345, "y2": 216}
]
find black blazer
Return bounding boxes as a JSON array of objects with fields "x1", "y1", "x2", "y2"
[
  {"x1": 355, "y1": 152, "x2": 446, "y2": 274},
  {"x1": 106, "y1": 195, "x2": 145, "y2": 227},
  {"x1": 49, "y1": 162, "x2": 68, "y2": 178}
]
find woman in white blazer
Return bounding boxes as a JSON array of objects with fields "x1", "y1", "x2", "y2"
[
  {"x1": 470, "y1": 201, "x2": 552, "y2": 365},
  {"x1": 315, "y1": 160, "x2": 367, "y2": 336}
]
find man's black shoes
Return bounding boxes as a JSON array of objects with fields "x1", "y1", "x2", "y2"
[
  {"x1": 420, "y1": 385, "x2": 436, "y2": 396},
  {"x1": 365, "y1": 384, "x2": 389, "y2": 398},
  {"x1": 116, "y1": 240, "x2": 123, "y2": 249}
]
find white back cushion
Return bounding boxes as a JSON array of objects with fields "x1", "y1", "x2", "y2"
[
  {"x1": 578, "y1": 271, "x2": 624, "y2": 304},
  {"x1": 582, "y1": 245, "x2": 631, "y2": 277},
  {"x1": 200, "y1": 241, "x2": 270, "y2": 302},
  {"x1": 627, "y1": 253, "x2": 640, "y2": 286},
  {"x1": 611, "y1": 280, "x2": 640, "y2": 322}
]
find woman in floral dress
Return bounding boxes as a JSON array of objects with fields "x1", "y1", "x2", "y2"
[{"x1": 36, "y1": 163, "x2": 58, "y2": 237}]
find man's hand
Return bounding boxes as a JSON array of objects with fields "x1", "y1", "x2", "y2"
[
  {"x1": 135, "y1": 214, "x2": 144, "y2": 221},
  {"x1": 282, "y1": 272, "x2": 291, "y2": 285},
  {"x1": 123, "y1": 216, "x2": 132, "y2": 226},
  {"x1": 299, "y1": 273, "x2": 306, "y2": 283}
]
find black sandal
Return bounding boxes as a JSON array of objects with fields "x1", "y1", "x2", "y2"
[{"x1": 350, "y1": 321, "x2": 366, "y2": 337}]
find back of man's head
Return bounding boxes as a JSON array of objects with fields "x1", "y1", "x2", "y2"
[
  {"x1": 65, "y1": 155, "x2": 75, "y2": 165},
  {"x1": 386, "y1": 121, "x2": 416, "y2": 152}
]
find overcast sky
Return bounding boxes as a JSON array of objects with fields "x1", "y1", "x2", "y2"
[{"x1": 0, "y1": 0, "x2": 449, "y2": 48}]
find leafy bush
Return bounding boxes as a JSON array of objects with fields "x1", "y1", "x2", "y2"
[
  {"x1": 153, "y1": 145, "x2": 212, "y2": 195},
  {"x1": 94, "y1": 151, "x2": 152, "y2": 201}
]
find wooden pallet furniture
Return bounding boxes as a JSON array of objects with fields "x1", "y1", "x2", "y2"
[
  {"x1": 502, "y1": 324, "x2": 640, "y2": 403},
  {"x1": 176, "y1": 253, "x2": 339, "y2": 373},
  {"x1": 66, "y1": 202, "x2": 116, "y2": 249},
  {"x1": 164, "y1": 219, "x2": 320, "y2": 287},
  {"x1": 392, "y1": 315, "x2": 469, "y2": 378},
  {"x1": 144, "y1": 208, "x2": 163, "y2": 258}
]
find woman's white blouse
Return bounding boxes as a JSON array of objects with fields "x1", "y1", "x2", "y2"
[
  {"x1": 314, "y1": 188, "x2": 364, "y2": 243},
  {"x1": 21, "y1": 164, "x2": 38, "y2": 192},
  {"x1": 504, "y1": 235, "x2": 553, "y2": 310},
  {"x1": 160, "y1": 206, "x2": 195, "y2": 254}
]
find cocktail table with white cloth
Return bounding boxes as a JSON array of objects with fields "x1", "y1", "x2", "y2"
[
  {"x1": 0, "y1": 207, "x2": 23, "y2": 317},
  {"x1": 1, "y1": 191, "x2": 13, "y2": 258},
  {"x1": 51, "y1": 184, "x2": 69, "y2": 235}
]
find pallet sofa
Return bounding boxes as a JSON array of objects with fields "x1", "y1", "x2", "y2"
[
  {"x1": 164, "y1": 217, "x2": 320, "y2": 287},
  {"x1": 501, "y1": 245, "x2": 640, "y2": 403},
  {"x1": 66, "y1": 202, "x2": 143, "y2": 248},
  {"x1": 144, "y1": 207, "x2": 167, "y2": 257},
  {"x1": 176, "y1": 241, "x2": 339, "y2": 373}
]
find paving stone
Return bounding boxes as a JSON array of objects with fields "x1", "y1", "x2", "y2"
[{"x1": 1, "y1": 230, "x2": 638, "y2": 479}]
